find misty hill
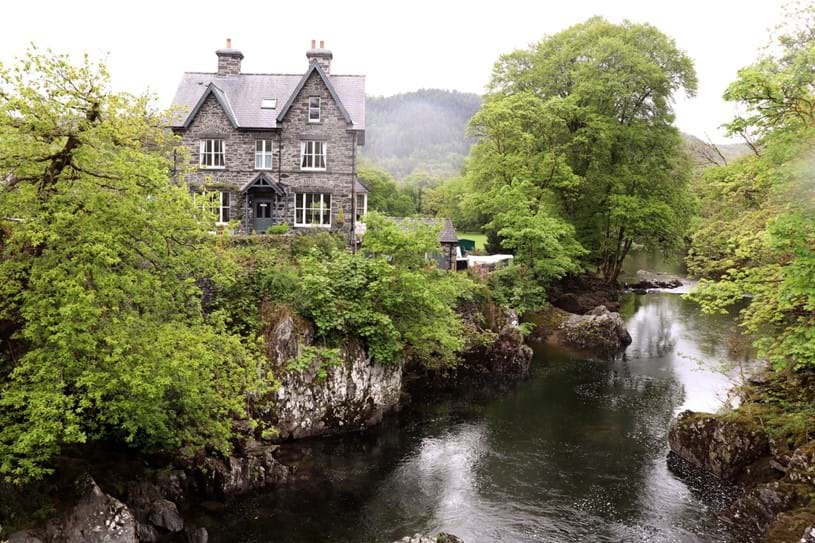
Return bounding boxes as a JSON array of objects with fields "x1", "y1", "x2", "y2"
[
  {"x1": 361, "y1": 89, "x2": 482, "y2": 179},
  {"x1": 682, "y1": 133, "x2": 752, "y2": 167},
  {"x1": 361, "y1": 89, "x2": 751, "y2": 179}
]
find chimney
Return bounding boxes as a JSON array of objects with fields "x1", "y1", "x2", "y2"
[
  {"x1": 306, "y1": 39, "x2": 332, "y2": 74},
  {"x1": 216, "y1": 38, "x2": 243, "y2": 76}
]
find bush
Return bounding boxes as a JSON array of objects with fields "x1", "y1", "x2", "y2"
[
  {"x1": 267, "y1": 224, "x2": 289, "y2": 235},
  {"x1": 291, "y1": 231, "x2": 347, "y2": 257}
]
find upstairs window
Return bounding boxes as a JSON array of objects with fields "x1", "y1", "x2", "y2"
[
  {"x1": 300, "y1": 140, "x2": 326, "y2": 170},
  {"x1": 294, "y1": 193, "x2": 331, "y2": 227},
  {"x1": 261, "y1": 98, "x2": 277, "y2": 109},
  {"x1": 255, "y1": 139, "x2": 274, "y2": 170},
  {"x1": 199, "y1": 139, "x2": 225, "y2": 169},
  {"x1": 308, "y1": 96, "x2": 321, "y2": 123}
]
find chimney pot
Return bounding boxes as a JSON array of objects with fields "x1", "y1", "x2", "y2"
[
  {"x1": 216, "y1": 40, "x2": 243, "y2": 75},
  {"x1": 306, "y1": 40, "x2": 332, "y2": 73}
]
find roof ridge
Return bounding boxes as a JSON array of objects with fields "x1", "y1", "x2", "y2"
[{"x1": 183, "y1": 71, "x2": 363, "y2": 77}]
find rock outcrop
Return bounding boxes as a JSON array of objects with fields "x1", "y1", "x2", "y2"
[
  {"x1": 787, "y1": 441, "x2": 815, "y2": 487},
  {"x1": 668, "y1": 409, "x2": 815, "y2": 542},
  {"x1": 724, "y1": 481, "x2": 809, "y2": 541},
  {"x1": 44, "y1": 474, "x2": 139, "y2": 543},
  {"x1": 624, "y1": 270, "x2": 685, "y2": 291},
  {"x1": 668, "y1": 410, "x2": 770, "y2": 479},
  {"x1": 257, "y1": 305, "x2": 403, "y2": 440},
  {"x1": 558, "y1": 306, "x2": 632, "y2": 354},
  {"x1": 394, "y1": 534, "x2": 464, "y2": 543},
  {"x1": 550, "y1": 274, "x2": 621, "y2": 314},
  {"x1": 194, "y1": 444, "x2": 290, "y2": 497},
  {"x1": 8, "y1": 473, "x2": 215, "y2": 543}
]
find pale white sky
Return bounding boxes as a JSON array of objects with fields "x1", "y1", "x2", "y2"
[{"x1": 0, "y1": 0, "x2": 785, "y2": 142}]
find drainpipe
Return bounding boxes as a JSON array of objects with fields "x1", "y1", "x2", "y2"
[
  {"x1": 350, "y1": 131, "x2": 358, "y2": 253},
  {"x1": 277, "y1": 134, "x2": 284, "y2": 224}
]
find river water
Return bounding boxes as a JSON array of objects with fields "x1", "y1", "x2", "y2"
[{"x1": 204, "y1": 291, "x2": 752, "y2": 543}]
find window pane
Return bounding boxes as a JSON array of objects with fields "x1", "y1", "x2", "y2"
[{"x1": 322, "y1": 194, "x2": 331, "y2": 225}]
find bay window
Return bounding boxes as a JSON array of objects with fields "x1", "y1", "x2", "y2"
[
  {"x1": 300, "y1": 140, "x2": 326, "y2": 170},
  {"x1": 294, "y1": 193, "x2": 331, "y2": 227}
]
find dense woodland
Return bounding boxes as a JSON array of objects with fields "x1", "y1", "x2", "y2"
[{"x1": 0, "y1": 3, "x2": 814, "y2": 518}]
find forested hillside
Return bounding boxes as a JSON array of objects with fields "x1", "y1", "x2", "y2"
[{"x1": 361, "y1": 89, "x2": 482, "y2": 178}]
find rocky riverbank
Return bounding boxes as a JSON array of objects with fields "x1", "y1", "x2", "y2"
[
  {"x1": 668, "y1": 370, "x2": 815, "y2": 543},
  {"x1": 1, "y1": 299, "x2": 531, "y2": 542}
]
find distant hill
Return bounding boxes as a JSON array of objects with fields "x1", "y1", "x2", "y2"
[
  {"x1": 361, "y1": 89, "x2": 482, "y2": 179},
  {"x1": 682, "y1": 133, "x2": 752, "y2": 167},
  {"x1": 361, "y1": 89, "x2": 750, "y2": 179}
]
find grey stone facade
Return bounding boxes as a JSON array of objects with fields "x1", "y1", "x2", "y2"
[{"x1": 171, "y1": 43, "x2": 365, "y2": 234}]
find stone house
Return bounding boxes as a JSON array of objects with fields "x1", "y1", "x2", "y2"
[{"x1": 169, "y1": 40, "x2": 367, "y2": 234}]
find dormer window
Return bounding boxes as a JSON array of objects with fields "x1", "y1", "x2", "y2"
[
  {"x1": 308, "y1": 97, "x2": 321, "y2": 123},
  {"x1": 261, "y1": 98, "x2": 277, "y2": 109},
  {"x1": 199, "y1": 139, "x2": 225, "y2": 169}
]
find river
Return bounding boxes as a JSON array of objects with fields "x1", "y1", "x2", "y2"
[{"x1": 202, "y1": 290, "x2": 752, "y2": 543}]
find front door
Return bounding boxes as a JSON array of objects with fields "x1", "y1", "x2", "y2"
[{"x1": 254, "y1": 199, "x2": 273, "y2": 233}]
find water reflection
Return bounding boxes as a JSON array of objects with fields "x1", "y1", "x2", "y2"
[{"x1": 205, "y1": 293, "x2": 749, "y2": 543}]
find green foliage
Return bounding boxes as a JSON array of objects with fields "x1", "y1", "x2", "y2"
[
  {"x1": 267, "y1": 223, "x2": 289, "y2": 235},
  {"x1": 466, "y1": 17, "x2": 697, "y2": 283},
  {"x1": 688, "y1": 5, "x2": 815, "y2": 372},
  {"x1": 290, "y1": 230, "x2": 347, "y2": 257},
  {"x1": 287, "y1": 346, "x2": 342, "y2": 380},
  {"x1": 298, "y1": 238, "x2": 471, "y2": 367},
  {"x1": 0, "y1": 49, "x2": 261, "y2": 481},
  {"x1": 210, "y1": 216, "x2": 474, "y2": 370},
  {"x1": 361, "y1": 212, "x2": 441, "y2": 268}
]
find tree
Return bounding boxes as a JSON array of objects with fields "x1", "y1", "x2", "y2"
[
  {"x1": 0, "y1": 50, "x2": 260, "y2": 481},
  {"x1": 357, "y1": 163, "x2": 419, "y2": 216},
  {"x1": 688, "y1": 3, "x2": 815, "y2": 371},
  {"x1": 468, "y1": 17, "x2": 697, "y2": 282}
]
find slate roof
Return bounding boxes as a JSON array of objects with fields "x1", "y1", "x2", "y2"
[{"x1": 169, "y1": 68, "x2": 365, "y2": 132}]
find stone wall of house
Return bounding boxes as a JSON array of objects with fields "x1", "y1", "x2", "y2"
[
  {"x1": 278, "y1": 70, "x2": 357, "y2": 229},
  {"x1": 176, "y1": 68, "x2": 359, "y2": 231},
  {"x1": 177, "y1": 94, "x2": 280, "y2": 223}
]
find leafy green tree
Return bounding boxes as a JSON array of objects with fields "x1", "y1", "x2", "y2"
[
  {"x1": 688, "y1": 3, "x2": 815, "y2": 371},
  {"x1": 358, "y1": 163, "x2": 418, "y2": 216},
  {"x1": 296, "y1": 214, "x2": 470, "y2": 367},
  {"x1": 0, "y1": 50, "x2": 260, "y2": 481},
  {"x1": 468, "y1": 17, "x2": 697, "y2": 282}
]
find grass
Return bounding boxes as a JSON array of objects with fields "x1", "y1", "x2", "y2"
[{"x1": 459, "y1": 231, "x2": 487, "y2": 252}]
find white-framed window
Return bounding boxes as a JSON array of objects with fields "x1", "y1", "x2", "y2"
[
  {"x1": 199, "y1": 139, "x2": 225, "y2": 169},
  {"x1": 261, "y1": 98, "x2": 277, "y2": 109},
  {"x1": 194, "y1": 190, "x2": 230, "y2": 224},
  {"x1": 294, "y1": 193, "x2": 331, "y2": 227},
  {"x1": 300, "y1": 140, "x2": 326, "y2": 170},
  {"x1": 308, "y1": 96, "x2": 321, "y2": 123},
  {"x1": 355, "y1": 193, "x2": 367, "y2": 222},
  {"x1": 255, "y1": 139, "x2": 274, "y2": 170},
  {"x1": 215, "y1": 191, "x2": 230, "y2": 224}
]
